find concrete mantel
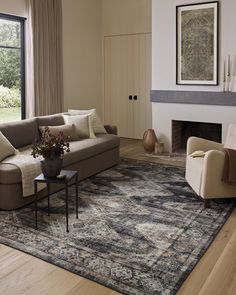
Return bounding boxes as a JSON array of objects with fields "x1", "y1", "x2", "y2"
[{"x1": 151, "y1": 90, "x2": 236, "y2": 106}]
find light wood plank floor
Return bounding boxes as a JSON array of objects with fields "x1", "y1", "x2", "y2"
[{"x1": 0, "y1": 138, "x2": 235, "y2": 295}]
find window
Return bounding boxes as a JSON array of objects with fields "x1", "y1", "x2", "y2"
[{"x1": 0, "y1": 13, "x2": 25, "y2": 123}]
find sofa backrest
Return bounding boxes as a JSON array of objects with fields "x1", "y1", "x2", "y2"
[
  {"x1": 0, "y1": 118, "x2": 39, "y2": 148},
  {"x1": 36, "y1": 113, "x2": 65, "y2": 126},
  {"x1": 224, "y1": 123, "x2": 236, "y2": 149},
  {"x1": 0, "y1": 114, "x2": 66, "y2": 148}
]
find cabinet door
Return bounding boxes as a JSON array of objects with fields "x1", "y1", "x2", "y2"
[
  {"x1": 132, "y1": 33, "x2": 152, "y2": 139},
  {"x1": 104, "y1": 36, "x2": 133, "y2": 138},
  {"x1": 104, "y1": 34, "x2": 151, "y2": 139}
]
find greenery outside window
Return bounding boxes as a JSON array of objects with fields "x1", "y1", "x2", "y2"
[{"x1": 0, "y1": 13, "x2": 26, "y2": 123}]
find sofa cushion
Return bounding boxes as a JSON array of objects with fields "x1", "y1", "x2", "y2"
[
  {"x1": 0, "y1": 132, "x2": 17, "y2": 162},
  {"x1": 0, "y1": 145, "x2": 31, "y2": 184},
  {"x1": 37, "y1": 114, "x2": 65, "y2": 127},
  {"x1": 63, "y1": 114, "x2": 96, "y2": 139},
  {"x1": 0, "y1": 163, "x2": 21, "y2": 184},
  {"x1": 0, "y1": 134, "x2": 120, "y2": 185},
  {"x1": 0, "y1": 118, "x2": 39, "y2": 148},
  {"x1": 62, "y1": 134, "x2": 120, "y2": 166},
  {"x1": 68, "y1": 109, "x2": 107, "y2": 134},
  {"x1": 39, "y1": 124, "x2": 79, "y2": 141}
]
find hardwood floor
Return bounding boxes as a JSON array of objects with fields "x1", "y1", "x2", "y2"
[
  {"x1": 120, "y1": 138, "x2": 186, "y2": 168},
  {"x1": 0, "y1": 138, "x2": 235, "y2": 295}
]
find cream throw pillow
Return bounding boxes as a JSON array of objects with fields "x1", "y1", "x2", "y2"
[
  {"x1": 68, "y1": 109, "x2": 107, "y2": 134},
  {"x1": 63, "y1": 114, "x2": 96, "y2": 139},
  {"x1": 39, "y1": 124, "x2": 79, "y2": 141},
  {"x1": 0, "y1": 131, "x2": 16, "y2": 162}
]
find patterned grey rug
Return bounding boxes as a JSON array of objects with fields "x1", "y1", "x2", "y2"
[{"x1": 0, "y1": 158, "x2": 234, "y2": 295}]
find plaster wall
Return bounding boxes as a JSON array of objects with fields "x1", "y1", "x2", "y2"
[
  {"x1": 62, "y1": 0, "x2": 103, "y2": 115},
  {"x1": 102, "y1": 0, "x2": 151, "y2": 36},
  {"x1": 152, "y1": 0, "x2": 236, "y2": 152},
  {"x1": 0, "y1": 0, "x2": 26, "y2": 17}
]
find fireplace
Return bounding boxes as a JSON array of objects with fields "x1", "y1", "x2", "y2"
[
  {"x1": 172, "y1": 120, "x2": 222, "y2": 153},
  {"x1": 152, "y1": 102, "x2": 236, "y2": 153}
]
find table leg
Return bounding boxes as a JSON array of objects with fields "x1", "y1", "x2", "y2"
[
  {"x1": 65, "y1": 183, "x2": 69, "y2": 232},
  {"x1": 75, "y1": 174, "x2": 78, "y2": 219},
  {"x1": 47, "y1": 183, "x2": 50, "y2": 216},
  {"x1": 34, "y1": 181, "x2": 38, "y2": 230}
]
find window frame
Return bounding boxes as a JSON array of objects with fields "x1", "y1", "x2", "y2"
[{"x1": 0, "y1": 13, "x2": 26, "y2": 120}]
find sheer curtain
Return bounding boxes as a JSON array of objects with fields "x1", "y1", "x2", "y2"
[{"x1": 26, "y1": 0, "x2": 63, "y2": 117}]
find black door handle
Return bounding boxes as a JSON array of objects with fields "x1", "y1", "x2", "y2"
[
  {"x1": 133, "y1": 95, "x2": 138, "y2": 100},
  {"x1": 129, "y1": 95, "x2": 133, "y2": 100}
]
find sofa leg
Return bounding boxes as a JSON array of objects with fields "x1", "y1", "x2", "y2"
[{"x1": 204, "y1": 199, "x2": 210, "y2": 209}]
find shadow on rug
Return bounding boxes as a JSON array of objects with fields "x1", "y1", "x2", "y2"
[{"x1": 0, "y1": 158, "x2": 234, "y2": 295}]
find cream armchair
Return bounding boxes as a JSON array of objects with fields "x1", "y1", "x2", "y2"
[{"x1": 185, "y1": 124, "x2": 236, "y2": 208}]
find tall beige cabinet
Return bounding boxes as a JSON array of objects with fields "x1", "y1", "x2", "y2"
[{"x1": 104, "y1": 33, "x2": 152, "y2": 139}]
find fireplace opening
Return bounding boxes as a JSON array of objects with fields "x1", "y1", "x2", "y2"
[{"x1": 172, "y1": 120, "x2": 222, "y2": 153}]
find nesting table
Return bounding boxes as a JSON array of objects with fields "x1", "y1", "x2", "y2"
[{"x1": 34, "y1": 170, "x2": 78, "y2": 232}]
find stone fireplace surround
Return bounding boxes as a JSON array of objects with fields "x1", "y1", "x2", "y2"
[{"x1": 151, "y1": 90, "x2": 236, "y2": 153}]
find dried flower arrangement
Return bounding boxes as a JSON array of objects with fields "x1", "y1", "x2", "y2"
[{"x1": 31, "y1": 127, "x2": 70, "y2": 159}]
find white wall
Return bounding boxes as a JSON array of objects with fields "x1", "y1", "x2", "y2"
[
  {"x1": 102, "y1": 0, "x2": 151, "y2": 36},
  {"x1": 62, "y1": 0, "x2": 103, "y2": 115},
  {"x1": 0, "y1": 0, "x2": 103, "y2": 116},
  {"x1": 152, "y1": 102, "x2": 236, "y2": 151},
  {"x1": 63, "y1": 0, "x2": 152, "y2": 120},
  {"x1": 152, "y1": 0, "x2": 236, "y2": 152},
  {"x1": 0, "y1": 1, "x2": 151, "y2": 120},
  {"x1": 0, "y1": 0, "x2": 26, "y2": 17},
  {"x1": 152, "y1": 0, "x2": 236, "y2": 92}
]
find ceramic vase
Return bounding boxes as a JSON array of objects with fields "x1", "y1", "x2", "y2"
[
  {"x1": 41, "y1": 157, "x2": 63, "y2": 178},
  {"x1": 143, "y1": 129, "x2": 158, "y2": 152}
]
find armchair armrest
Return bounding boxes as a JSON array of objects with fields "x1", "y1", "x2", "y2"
[
  {"x1": 104, "y1": 125, "x2": 117, "y2": 135},
  {"x1": 201, "y1": 149, "x2": 225, "y2": 198},
  {"x1": 203, "y1": 149, "x2": 225, "y2": 171},
  {"x1": 186, "y1": 136, "x2": 224, "y2": 156}
]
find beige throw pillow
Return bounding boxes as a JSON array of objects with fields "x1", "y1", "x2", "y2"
[
  {"x1": 190, "y1": 150, "x2": 206, "y2": 158},
  {"x1": 39, "y1": 124, "x2": 79, "y2": 141},
  {"x1": 68, "y1": 108, "x2": 107, "y2": 134},
  {"x1": 63, "y1": 114, "x2": 96, "y2": 139},
  {"x1": 0, "y1": 131, "x2": 17, "y2": 162}
]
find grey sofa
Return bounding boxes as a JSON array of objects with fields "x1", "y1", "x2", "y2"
[{"x1": 0, "y1": 113, "x2": 120, "y2": 210}]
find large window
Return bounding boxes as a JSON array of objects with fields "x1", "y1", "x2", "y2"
[{"x1": 0, "y1": 13, "x2": 25, "y2": 123}]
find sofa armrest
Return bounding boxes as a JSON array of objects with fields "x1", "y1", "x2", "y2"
[
  {"x1": 104, "y1": 125, "x2": 117, "y2": 135},
  {"x1": 186, "y1": 136, "x2": 224, "y2": 156}
]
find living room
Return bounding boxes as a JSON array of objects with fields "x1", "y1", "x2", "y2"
[{"x1": 0, "y1": 0, "x2": 236, "y2": 294}]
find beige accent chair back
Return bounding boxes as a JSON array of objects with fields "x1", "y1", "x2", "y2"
[
  {"x1": 185, "y1": 123, "x2": 236, "y2": 208},
  {"x1": 224, "y1": 123, "x2": 236, "y2": 149}
]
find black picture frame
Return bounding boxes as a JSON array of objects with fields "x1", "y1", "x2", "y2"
[{"x1": 176, "y1": 1, "x2": 219, "y2": 85}]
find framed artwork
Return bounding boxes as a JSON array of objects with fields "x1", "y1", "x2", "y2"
[{"x1": 176, "y1": 1, "x2": 219, "y2": 85}]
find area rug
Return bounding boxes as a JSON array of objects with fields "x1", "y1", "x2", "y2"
[{"x1": 0, "y1": 158, "x2": 234, "y2": 295}]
